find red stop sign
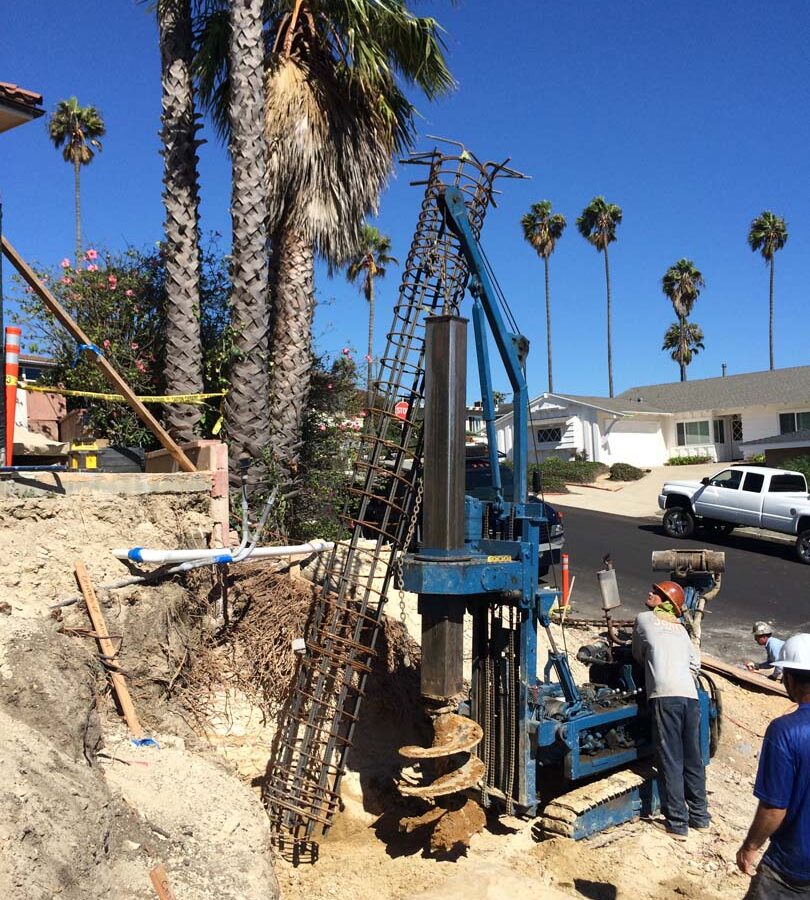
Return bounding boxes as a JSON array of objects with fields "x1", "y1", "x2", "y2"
[{"x1": 394, "y1": 400, "x2": 409, "y2": 421}]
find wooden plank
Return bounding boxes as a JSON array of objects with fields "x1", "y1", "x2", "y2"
[
  {"x1": 149, "y1": 865, "x2": 178, "y2": 900},
  {"x1": 2, "y1": 236, "x2": 196, "y2": 473},
  {"x1": 701, "y1": 653, "x2": 787, "y2": 696},
  {"x1": 75, "y1": 560, "x2": 145, "y2": 738}
]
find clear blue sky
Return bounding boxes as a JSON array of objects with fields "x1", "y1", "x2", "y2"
[{"x1": 2, "y1": 1, "x2": 809, "y2": 399}]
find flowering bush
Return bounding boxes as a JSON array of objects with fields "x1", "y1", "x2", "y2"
[{"x1": 14, "y1": 242, "x2": 230, "y2": 446}]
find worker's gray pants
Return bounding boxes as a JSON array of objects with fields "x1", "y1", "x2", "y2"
[
  {"x1": 744, "y1": 862, "x2": 810, "y2": 898},
  {"x1": 651, "y1": 696, "x2": 709, "y2": 835}
]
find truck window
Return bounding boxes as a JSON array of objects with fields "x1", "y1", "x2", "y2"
[
  {"x1": 769, "y1": 474, "x2": 807, "y2": 493},
  {"x1": 709, "y1": 469, "x2": 743, "y2": 490},
  {"x1": 742, "y1": 472, "x2": 765, "y2": 493}
]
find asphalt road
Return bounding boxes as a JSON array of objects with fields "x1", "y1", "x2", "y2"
[{"x1": 552, "y1": 507, "x2": 810, "y2": 663}]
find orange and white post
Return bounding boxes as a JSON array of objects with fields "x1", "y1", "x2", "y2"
[
  {"x1": 561, "y1": 552, "x2": 570, "y2": 607},
  {"x1": 4, "y1": 326, "x2": 21, "y2": 466}
]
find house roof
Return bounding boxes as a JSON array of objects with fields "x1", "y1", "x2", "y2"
[
  {"x1": 0, "y1": 82, "x2": 44, "y2": 133},
  {"x1": 617, "y1": 365, "x2": 810, "y2": 414},
  {"x1": 547, "y1": 393, "x2": 667, "y2": 415},
  {"x1": 740, "y1": 429, "x2": 810, "y2": 448}
]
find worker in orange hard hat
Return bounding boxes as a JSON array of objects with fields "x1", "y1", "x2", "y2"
[{"x1": 633, "y1": 579, "x2": 709, "y2": 841}]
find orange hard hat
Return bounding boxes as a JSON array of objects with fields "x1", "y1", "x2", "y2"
[{"x1": 652, "y1": 581, "x2": 685, "y2": 613}]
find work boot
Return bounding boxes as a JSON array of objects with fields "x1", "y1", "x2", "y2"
[{"x1": 651, "y1": 820, "x2": 688, "y2": 842}]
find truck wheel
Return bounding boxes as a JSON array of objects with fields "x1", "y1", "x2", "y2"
[
  {"x1": 796, "y1": 530, "x2": 810, "y2": 564},
  {"x1": 663, "y1": 507, "x2": 695, "y2": 539}
]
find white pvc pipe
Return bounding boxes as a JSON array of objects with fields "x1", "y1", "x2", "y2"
[{"x1": 113, "y1": 539, "x2": 334, "y2": 565}]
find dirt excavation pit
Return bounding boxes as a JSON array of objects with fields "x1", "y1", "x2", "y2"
[{"x1": 0, "y1": 492, "x2": 795, "y2": 899}]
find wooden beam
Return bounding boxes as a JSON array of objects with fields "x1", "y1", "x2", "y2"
[
  {"x1": 701, "y1": 653, "x2": 787, "y2": 697},
  {"x1": 149, "y1": 865, "x2": 178, "y2": 900},
  {"x1": 75, "y1": 560, "x2": 145, "y2": 738},
  {"x1": 2, "y1": 236, "x2": 197, "y2": 473}
]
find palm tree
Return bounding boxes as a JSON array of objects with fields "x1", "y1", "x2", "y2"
[
  {"x1": 47, "y1": 98, "x2": 105, "y2": 265},
  {"x1": 195, "y1": 1, "x2": 454, "y2": 482},
  {"x1": 662, "y1": 321, "x2": 705, "y2": 377},
  {"x1": 748, "y1": 211, "x2": 788, "y2": 371},
  {"x1": 223, "y1": 0, "x2": 272, "y2": 473},
  {"x1": 158, "y1": 0, "x2": 204, "y2": 442},
  {"x1": 576, "y1": 197, "x2": 622, "y2": 397},
  {"x1": 661, "y1": 259, "x2": 705, "y2": 382},
  {"x1": 521, "y1": 201, "x2": 566, "y2": 393},
  {"x1": 346, "y1": 224, "x2": 397, "y2": 407}
]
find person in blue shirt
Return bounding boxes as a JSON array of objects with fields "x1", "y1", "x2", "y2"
[
  {"x1": 745, "y1": 622, "x2": 785, "y2": 681},
  {"x1": 737, "y1": 633, "x2": 810, "y2": 898}
]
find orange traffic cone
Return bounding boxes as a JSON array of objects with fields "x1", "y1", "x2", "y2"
[{"x1": 4, "y1": 326, "x2": 21, "y2": 466}]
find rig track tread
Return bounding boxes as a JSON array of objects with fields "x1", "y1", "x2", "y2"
[{"x1": 538, "y1": 769, "x2": 647, "y2": 838}]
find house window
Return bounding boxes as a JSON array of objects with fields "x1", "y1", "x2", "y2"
[
  {"x1": 713, "y1": 420, "x2": 725, "y2": 444},
  {"x1": 676, "y1": 420, "x2": 710, "y2": 446},
  {"x1": 732, "y1": 416, "x2": 743, "y2": 442},
  {"x1": 536, "y1": 426, "x2": 563, "y2": 444},
  {"x1": 779, "y1": 411, "x2": 810, "y2": 434}
]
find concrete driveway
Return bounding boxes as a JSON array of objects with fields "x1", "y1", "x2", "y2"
[{"x1": 546, "y1": 462, "x2": 727, "y2": 518}]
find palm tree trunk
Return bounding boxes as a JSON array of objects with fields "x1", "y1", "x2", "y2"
[
  {"x1": 74, "y1": 158, "x2": 82, "y2": 266},
  {"x1": 769, "y1": 257, "x2": 775, "y2": 371},
  {"x1": 544, "y1": 256, "x2": 553, "y2": 393},
  {"x1": 267, "y1": 228, "x2": 315, "y2": 483},
  {"x1": 159, "y1": 0, "x2": 203, "y2": 442},
  {"x1": 225, "y1": 0, "x2": 271, "y2": 479},
  {"x1": 679, "y1": 314, "x2": 686, "y2": 382},
  {"x1": 366, "y1": 276, "x2": 374, "y2": 408},
  {"x1": 604, "y1": 246, "x2": 614, "y2": 397}
]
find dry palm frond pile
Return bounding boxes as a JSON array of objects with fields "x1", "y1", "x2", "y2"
[{"x1": 180, "y1": 565, "x2": 318, "y2": 723}]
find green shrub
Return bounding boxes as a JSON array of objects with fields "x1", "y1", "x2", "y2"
[
  {"x1": 666, "y1": 454, "x2": 712, "y2": 465},
  {"x1": 533, "y1": 470, "x2": 568, "y2": 494},
  {"x1": 534, "y1": 457, "x2": 607, "y2": 484},
  {"x1": 745, "y1": 453, "x2": 766, "y2": 464},
  {"x1": 609, "y1": 462, "x2": 645, "y2": 481},
  {"x1": 783, "y1": 456, "x2": 810, "y2": 484}
]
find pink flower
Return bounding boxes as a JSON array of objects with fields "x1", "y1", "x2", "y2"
[
  {"x1": 102, "y1": 339, "x2": 111, "y2": 349},
  {"x1": 364, "y1": 354, "x2": 373, "y2": 363},
  {"x1": 60, "y1": 258, "x2": 71, "y2": 268},
  {"x1": 327, "y1": 383, "x2": 333, "y2": 390},
  {"x1": 125, "y1": 289, "x2": 134, "y2": 297},
  {"x1": 130, "y1": 342, "x2": 138, "y2": 350},
  {"x1": 135, "y1": 361, "x2": 146, "y2": 373},
  {"x1": 61, "y1": 277, "x2": 72, "y2": 285},
  {"x1": 319, "y1": 424, "x2": 327, "y2": 432},
  {"x1": 85, "y1": 249, "x2": 98, "y2": 261},
  {"x1": 342, "y1": 347, "x2": 351, "y2": 356},
  {"x1": 108, "y1": 275, "x2": 118, "y2": 289},
  {"x1": 87, "y1": 264, "x2": 99, "y2": 272}
]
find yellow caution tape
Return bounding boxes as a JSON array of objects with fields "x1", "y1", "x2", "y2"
[{"x1": 19, "y1": 383, "x2": 226, "y2": 404}]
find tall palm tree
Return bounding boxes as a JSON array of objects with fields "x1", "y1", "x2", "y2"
[
  {"x1": 521, "y1": 200, "x2": 566, "y2": 393},
  {"x1": 346, "y1": 224, "x2": 397, "y2": 407},
  {"x1": 223, "y1": 0, "x2": 272, "y2": 474},
  {"x1": 195, "y1": 0, "x2": 454, "y2": 482},
  {"x1": 47, "y1": 98, "x2": 105, "y2": 265},
  {"x1": 576, "y1": 197, "x2": 622, "y2": 397},
  {"x1": 662, "y1": 321, "x2": 705, "y2": 378},
  {"x1": 748, "y1": 211, "x2": 788, "y2": 371},
  {"x1": 158, "y1": 0, "x2": 204, "y2": 442},
  {"x1": 661, "y1": 259, "x2": 705, "y2": 383}
]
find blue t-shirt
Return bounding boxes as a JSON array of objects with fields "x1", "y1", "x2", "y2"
[{"x1": 754, "y1": 703, "x2": 810, "y2": 881}]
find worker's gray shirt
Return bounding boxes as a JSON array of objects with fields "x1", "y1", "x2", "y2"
[{"x1": 632, "y1": 610, "x2": 699, "y2": 700}]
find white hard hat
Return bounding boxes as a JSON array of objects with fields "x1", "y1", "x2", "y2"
[
  {"x1": 752, "y1": 621, "x2": 773, "y2": 637},
  {"x1": 777, "y1": 634, "x2": 810, "y2": 670}
]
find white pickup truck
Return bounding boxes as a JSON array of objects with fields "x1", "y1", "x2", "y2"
[{"x1": 658, "y1": 465, "x2": 810, "y2": 564}]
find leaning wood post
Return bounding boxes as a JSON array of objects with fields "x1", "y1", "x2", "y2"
[
  {"x1": 75, "y1": 560, "x2": 145, "y2": 739},
  {"x1": 1, "y1": 236, "x2": 196, "y2": 473}
]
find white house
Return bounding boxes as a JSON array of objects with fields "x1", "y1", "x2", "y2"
[{"x1": 494, "y1": 365, "x2": 810, "y2": 468}]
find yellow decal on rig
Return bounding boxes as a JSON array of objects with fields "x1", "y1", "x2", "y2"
[{"x1": 486, "y1": 555, "x2": 512, "y2": 563}]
